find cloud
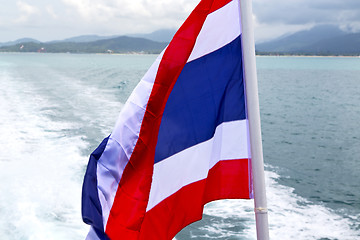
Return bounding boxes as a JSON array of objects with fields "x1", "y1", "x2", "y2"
[
  {"x1": 15, "y1": 1, "x2": 40, "y2": 23},
  {"x1": 46, "y1": 6, "x2": 58, "y2": 19},
  {"x1": 61, "y1": 0, "x2": 197, "y2": 20},
  {"x1": 61, "y1": 0, "x2": 112, "y2": 21},
  {"x1": 250, "y1": 0, "x2": 360, "y2": 41},
  {"x1": 60, "y1": 0, "x2": 198, "y2": 34},
  {"x1": 253, "y1": 0, "x2": 360, "y2": 30},
  {"x1": 2, "y1": 0, "x2": 360, "y2": 42}
]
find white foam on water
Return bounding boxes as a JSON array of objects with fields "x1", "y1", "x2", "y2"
[
  {"x1": 265, "y1": 171, "x2": 359, "y2": 240},
  {"x1": 48, "y1": 69, "x2": 123, "y2": 132},
  {"x1": 17, "y1": 64, "x2": 123, "y2": 137},
  {"x1": 0, "y1": 69, "x2": 89, "y2": 239},
  {"x1": 0, "y1": 55, "x2": 133, "y2": 240},
  {"x1": 192, "y1": 170, "x2": 360, "y2": 240}
]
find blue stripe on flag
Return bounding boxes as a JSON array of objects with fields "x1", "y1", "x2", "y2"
[
  {"x1": 82, "y1": 136, "x2": 109, "y2": 238},
  {"x1": 155, "y1": 35, "x2": 245, "y2": 163}
]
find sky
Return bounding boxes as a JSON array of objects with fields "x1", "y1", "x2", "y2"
[{"x1": 1, "y1": 0, "x2": 360, "y2": 43}]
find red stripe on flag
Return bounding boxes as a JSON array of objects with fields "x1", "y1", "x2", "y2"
[
  {"x1": 209, "y1": 0, "x2": 233, "y2": 13},
  {"x1": 105, "y1": 0, "x2": 234, "y2": 239},
  {"x1": 139, "y1": 159, "x2": 251, "y2": 240}
]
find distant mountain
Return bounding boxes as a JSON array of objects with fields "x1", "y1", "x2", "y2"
[
  {"x1": 297, "y1": 32, "x2": 360, "y2": 55},
  {"x1": 256, "y1": 25, "x2": 356, "y2": 55},
  {"x1": 50, "y1": 35, "x2": 120, "y2": 43},
  {"x1": 0, "y1": 36, "x2": 167, "y2": 54},
  {"x1": 0, "y1": 29, "x2": 174, "y2": 51},
  {"x1": 48, "y1": 29, "x2": 176, "y2": 44},
  {"x1": 4, "y1": 26, "x2": 358, "y2": 55},
  {"x1": 129, "y1": 29, "x2": 176, "y2": 43},
  {"x1": 0, "y1": 38, "x2": 40, "y2": 47}
]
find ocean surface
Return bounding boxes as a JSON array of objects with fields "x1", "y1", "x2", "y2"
[{"x1": 0, "y1": 53, "x2": 359, "y2": 240}]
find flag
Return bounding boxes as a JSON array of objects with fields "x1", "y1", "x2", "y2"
[{"x1": 82, "y1": 0, "x2": 253, "y2": 239}]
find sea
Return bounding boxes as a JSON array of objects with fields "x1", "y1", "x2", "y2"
[{"x1": 0, "y1": 53, "x2": 359, "y2": 240}]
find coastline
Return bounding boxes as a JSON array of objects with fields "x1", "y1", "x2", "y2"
[
  {"x1": 0, "y1": 51, "x2": 160, "y2": 55},
  {"x1": 1, "y1": 51, "x2": 359, "y2": 58},
  {"x1": 256, "y1": 54, "x2": 360, "y2": 58}
]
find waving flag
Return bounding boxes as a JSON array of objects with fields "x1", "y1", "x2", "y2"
[{"x1": 82, "y1": 0, "x2": 258, "y2": 239}]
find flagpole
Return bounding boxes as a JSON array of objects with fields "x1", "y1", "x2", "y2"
[{"x1": 239, "y1": 0, "x2": 269, "y2": 239}]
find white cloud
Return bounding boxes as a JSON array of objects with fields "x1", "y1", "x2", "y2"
[
  {"x1": 61, "y1": 0, "x2": 197, "y2": 20},
  {"x1": 60, "y1": 0, "x2": 198, "y2": 34},
  {"x1": 46, "y1": 6, "x2": 58, "y2": 19},
  {"x1": 15, "y1": 1, "x2": 40, "y2": 23},
  {"x1": 61, "y1": 0, "x2": 111, "y2": 21},
  {"x1": 1, "y1": 0, "x2": 360, "y2": 42}
]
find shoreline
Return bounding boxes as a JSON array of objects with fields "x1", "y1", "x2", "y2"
[
  {"x1": 1, "y1": 51, "x2": 359, "y2": 58},
  {"x1": 256, "y1": 54, "x2": 360, "y2": 58},
  {"x1": 0, "y1": 51, "x2": 160, "y2": 55}
]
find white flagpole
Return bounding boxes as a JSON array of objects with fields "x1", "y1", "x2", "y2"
[{"x1": 239, "y1": 0, "x2": 270, "y2": 239}]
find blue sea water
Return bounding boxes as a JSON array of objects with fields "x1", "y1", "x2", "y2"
[{"x1": 0, "y1": 53, "x2": 359, "y2": 240}]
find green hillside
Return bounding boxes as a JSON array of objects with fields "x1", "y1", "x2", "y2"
[{"x1": 0, "y1": 36, "x2": 168, "y2": 54}]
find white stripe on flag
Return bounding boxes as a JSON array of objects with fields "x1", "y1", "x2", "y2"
[
  {"x1": 188, "y1": 0, "x2": 241, "y2": 62},
  {"x1": 146, "y1": 119, "x2": 250, "y2": 211},
  {"x1": 85, "y1": 227, "x2": 99, "y2": 240},
  {"x1": 96, "y1": 52, "x2": 163, "y2": 228}
]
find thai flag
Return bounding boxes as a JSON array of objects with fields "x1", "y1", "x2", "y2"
[{"x1": 82, "y1": 0, "x2": 253, "y2": 239}]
